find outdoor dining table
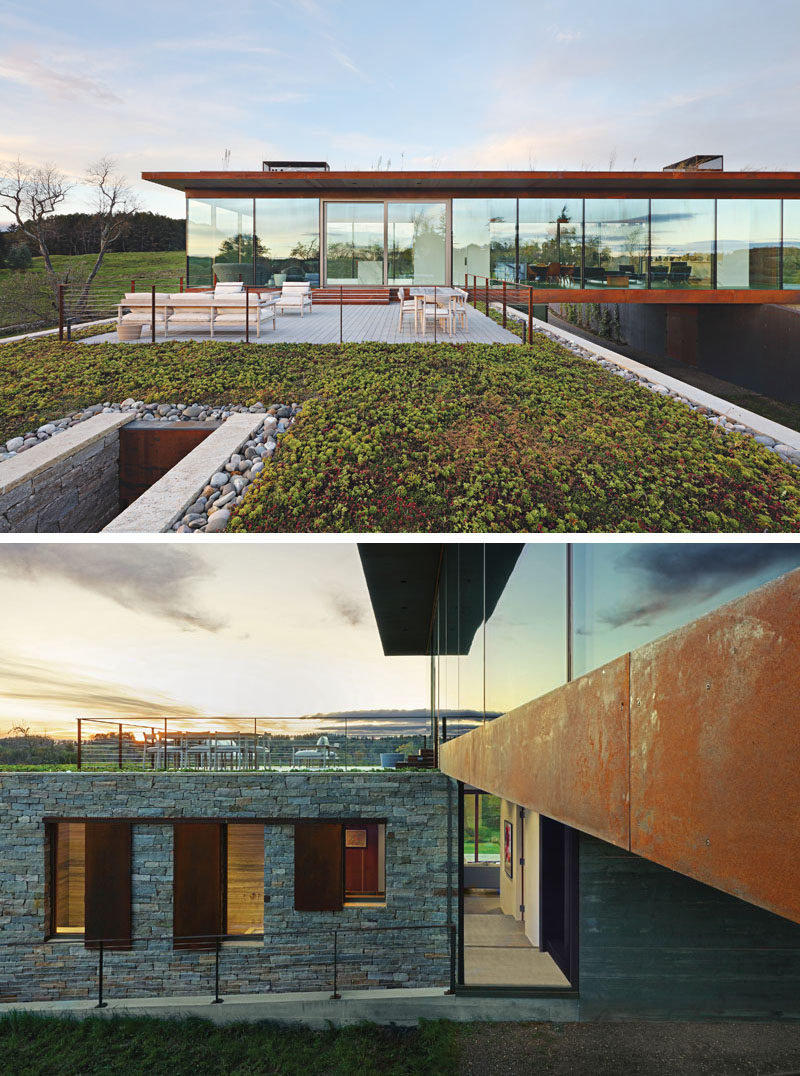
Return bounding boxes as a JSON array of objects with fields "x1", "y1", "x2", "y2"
[{"x1": 409, "y1": 287, "x2": 467, "y2": 335}]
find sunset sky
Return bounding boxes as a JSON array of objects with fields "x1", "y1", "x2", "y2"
[
  {"x1": 0, "y1": 542, "x2": 429, "y2": 738},
  {"x1": 2, "y1": 0, "x2": 800, "y2": 224}
]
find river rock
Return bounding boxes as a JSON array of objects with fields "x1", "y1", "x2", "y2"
[{"x1": 205, "y1": 509, "x2": 230, "y2": 532}]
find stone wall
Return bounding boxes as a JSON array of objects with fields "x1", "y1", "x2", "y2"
[
  {"x1": 0, "y1": 414, "x2": 132, "y2": 533},
  {"x1": 0, "y1": 771, "x2": 455, "y2": 1003}
]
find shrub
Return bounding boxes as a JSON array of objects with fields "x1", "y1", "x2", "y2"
[{"x1": 5, "y1": 243, "x2": 32, "y2": 270}]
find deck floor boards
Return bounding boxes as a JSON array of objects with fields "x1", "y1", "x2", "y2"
[{"x1": 84, "y1": 303, "x2": 521, "y2": 346}]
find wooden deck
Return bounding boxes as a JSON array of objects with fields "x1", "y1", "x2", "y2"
[{"x1": 84, "y1": 303, "x2": 521, "y2": 346}]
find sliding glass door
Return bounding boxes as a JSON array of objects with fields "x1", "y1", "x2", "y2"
[{"x1": 324, "y1": 202, "x2": 447, "y2": 285}]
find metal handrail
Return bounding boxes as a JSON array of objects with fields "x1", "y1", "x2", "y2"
[{"x1": 22, "y1": 922, "x2": 458, "y2": 1007}]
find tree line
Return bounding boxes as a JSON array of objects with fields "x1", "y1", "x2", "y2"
[{"x1": 2, "y1": 210, "x2": 184, "y2": 260}]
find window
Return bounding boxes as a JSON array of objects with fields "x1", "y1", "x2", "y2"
[
  {"x1": 49, "y1": 821, "x2": 132, "y2": 948},
  {"x1": 294, "y1": 821, "x2": 386, "y2": 910},
  {"x1": 173, "y1": 822, "x2": 264, "y2": 948}
]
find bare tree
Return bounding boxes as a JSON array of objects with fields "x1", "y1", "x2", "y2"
[
  {"x1": 81, "y1": 157, "x2": 140, "y2": 292},
  {"x1": 0, "y1": 158, "x2": 73, "y2": 300}
]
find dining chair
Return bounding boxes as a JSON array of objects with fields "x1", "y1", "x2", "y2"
[{"x1": 396, "y1": 287, "x2": 418, "y2": 332}]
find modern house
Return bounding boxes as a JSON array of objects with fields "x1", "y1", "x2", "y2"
[
  {"x1": 143, "y1": 161, "x2": 800, "y2": 302},
  {"x1": 2, "y1": 542, "x2": 800, "y2": 1019},
  {"x1": 359, "y1": 542, "x2": 800, "y2": 1017}
]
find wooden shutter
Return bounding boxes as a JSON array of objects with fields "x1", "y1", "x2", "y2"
[
  {"x1": 294, "y1": 823, "x2": 343, "y2": 911},
  {"x1": 85, "y1": 821, "x2": 132, "y2": 950},
  {"x1": 345, "y1": 824, "x2": 380, "y2": 897},
  {"x1": 173, "y1": 823, "x2": 222, "y2": 949}
]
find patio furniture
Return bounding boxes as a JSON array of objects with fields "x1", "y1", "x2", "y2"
[
  {"x1": 275, "y1": 282, "x2": 313, "y2": 316},
  {"x1": 668, "y1": 261, "x2": 692, "y2": 285},
  {"x1": 213, "y1": 293, "x2": 277, "y2": 337},
  {"x1": 117, "y1": 293, "x2": 171, "y2": 337},
  {"x1": 396, "y1": 287, "x2": 418, "y2": 331},
  {"x1": 650, "y1": 264, "x2": 669, "y2": 284},
  {"x1": 165, "y1": 294, "x2": 214, "y2": 336},
  {"x1": 450, "y1": 290, "x2": 468, "y2": 330},
  {"x1": 292, "y1": 735, "x2": 339, "y2": 766}
]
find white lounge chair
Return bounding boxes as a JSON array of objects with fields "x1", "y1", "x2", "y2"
[
  {"x1": 165, "y1": 294, "x2": 213, "y2": 337},
  {"x1": 275, "y1": 282, "x2": 312, "y2": 316}
]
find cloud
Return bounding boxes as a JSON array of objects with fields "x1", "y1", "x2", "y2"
[
  {"x1": 553, "y1": 29, "x2": 583, "y2": 43},
  {"x1": 152, "y1": 36, "x2": 279, "y2": 58},
  {"x1": 0, "y1": 545, "x2": 224, "y2": 634},
  {"x1": 0, "y1": 650, "x2": 206, "y2": 725},
  {"x1": 0, "y1": 49, "x2": 121, "y2": 103},
  {"x1": 327, "y1": 590, "x2": 366, "y2": 627},
  {"x1": 598, "y1": 545, "x2": 800, "y2": 630}
]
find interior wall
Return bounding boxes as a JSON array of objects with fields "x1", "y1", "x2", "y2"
[
  {"x1": 499, "y1": 799, "x2": 521, "y2": 920},
  {"x1": 523, "y1": 810, "x2": 540, "y2": 947}
]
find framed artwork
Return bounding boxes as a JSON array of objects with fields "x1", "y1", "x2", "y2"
[{"x1": 504, "y1": 819, "x2": 513, "y2": 878}]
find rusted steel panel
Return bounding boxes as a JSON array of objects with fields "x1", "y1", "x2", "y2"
[
  {"x1": 440, "y1": 655, "x2": 630, "y2": 849},
  {"x1": 630, "y1": 569, "x2": 800, "y2": 924}
]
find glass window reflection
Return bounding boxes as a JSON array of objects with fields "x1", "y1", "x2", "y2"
[
  {"x1": 650, "y1": 199, "x2": 714, "y2": 289},
  {"x1": 187, "y1": 198, "x2": 254, "y2": 288},
  {"x1": 325, "y1": 203, "x2": 384, "y2": 285},
  {"x1": 716, "y1": 200, "x2": 781, "y2": 289},
  {"x1": 387, "y1": 203, "x2": 447, "y2": 285},
  {"x1": 254, "y1": 199, "x2": 319, "y2": 287},
  {"x1": 452, "y1": 199, "x2": 516, "y2": 284},
  {"x1": 783, "y1": 201, "x2": 800, "y2": 289},
  {"x1": 518, "y1": 199, "x2": 582, "y2": 288},
  {"x1": 571, "y1": 543, "x2": 800, "y2": 678},
  {"x1": 583, "y1": 200, "x2": 649, "y2": 288}
]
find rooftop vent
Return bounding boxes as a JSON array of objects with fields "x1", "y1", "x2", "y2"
[
  {"x1": 663, "y1": 155, "x2": 724, "y2": 172},
  {"x1": 263, "y1": 160, "x2": 330, "y2": 172}
]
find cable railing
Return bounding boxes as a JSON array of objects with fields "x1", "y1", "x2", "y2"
[
  {"x1": 465, "y1": 274, "x2": 550, "y2": 343},
  {"x1": 73, "y1": 718, "x2": 434, "y2": 772},
  {"x1": 10, "y1": 923, "x2": 457, "y2": 1008}
]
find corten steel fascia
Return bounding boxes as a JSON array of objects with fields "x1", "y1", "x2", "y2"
[
  {"x1": 629, "y1": 568, "x2": 800, "y2": 924},
  {"x1": 439, "y1": 655, "x2": 631, "y2": 849},
  {"x1": 142, "y1": 170, "x2": 800, "y2": 197},
  {"x1": 439, "y1": 568, "x2": 800, "y2": 924}
]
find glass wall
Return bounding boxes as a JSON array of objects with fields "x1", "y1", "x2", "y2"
[
  {"x1": 583, "y1": 200, "x2": 649, "y2": 287},
  {"x1": 187, "y1": 197, "x2": 254, "y2": 287},
  {"x1": 518, "y1": 199, "x2": 582, "y2": 288},
  {"x1": 571, "y1": 543, "x2": 800, "y2": 678},
  {"x1": 432, "y1": 542, "x2": 800, "y2": 746},
  {"x1": 650, "y1": 199, "x2": 714, "y2": 288},
  {"x1": 387, "y1": 202, "x2": 447, "y2": 285},
  {"x1": 325, "y1": 203, "x2": 384, "y2": 285},
  {"x1": 783, "y1": 201, "x2": 800, "y2": 289},
  {"x1": 716, "y1": 200, "x2": 781, "y2": 289},
  {"x1": 452, "y1": 199, "x2": 516, "y2": 285},
  {"x1": 254, "y1": 198, "x2": 319, "y2": 287}
]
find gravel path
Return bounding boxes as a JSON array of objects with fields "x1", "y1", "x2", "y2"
[{"x1": 456, "y1": 1021, "x2": 800, "y2": 1075}]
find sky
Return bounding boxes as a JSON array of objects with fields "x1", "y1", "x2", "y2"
[
  {"x1": 0, "y1": 542, "x2": 429, "y2": 738},
  {"x1": 2, "y1": 0, "x2": 800, "y2": 225}
]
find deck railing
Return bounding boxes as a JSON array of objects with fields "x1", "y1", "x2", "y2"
[{"x1": 73, "y1": 717, "x2": 433, "y2": 772}]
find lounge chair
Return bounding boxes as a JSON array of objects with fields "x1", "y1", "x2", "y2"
[
  {"x1": 165, "y1": 294, "x2": 214, "y2": 337},
  {"x1": 275, "y1": 282, "x2": 313, "y2": 316}
]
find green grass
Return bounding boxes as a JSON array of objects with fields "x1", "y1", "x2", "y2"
[
  {"x1": 1, "y1": 336, "x2": 799, "y2": 532},
  {"x1": 0, "y1": 251, "x2": 185, "y2": 332},
  {"x1": 463, "y1": 842, "x2": 500, "y2": 856},
  {"x1": 0, "y1": 1013, "x2": 459, "y2": 1076}
]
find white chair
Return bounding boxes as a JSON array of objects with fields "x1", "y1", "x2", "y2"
[
  {"x1": 275, "y1": 282, "x2": 312, "y2": 316},
  {"x1": 117, "y1": 293, "x2": 171, "y2": 335},
  {"x1": 451, "y1": 291, "x2": 468, "y2": 331},
  {"x1": 396, "y1": 287, "x2": 418, "y2": 332},
  {"x1": 417, "y1": 295, "x2": 452, "y2": 336}
]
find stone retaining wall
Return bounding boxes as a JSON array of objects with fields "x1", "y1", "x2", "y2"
[
  {"x1": 0, "y1": 772, "x2": 455, "y2": 1003},
  {"x1": 0, "y1": 413, "x2": 134, "y2": 533}
]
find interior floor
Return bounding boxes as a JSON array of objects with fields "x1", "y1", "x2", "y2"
[{"x1": 464, "y1": 891, "x2": 570, "y2": 987}]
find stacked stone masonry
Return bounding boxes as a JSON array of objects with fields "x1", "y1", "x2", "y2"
[
  {"x1": 0, "y1": 433, "x2": 121, "y2": 533},
  {"x1": 0, "y1": 772, "x2": 454, "y2": 1002}
]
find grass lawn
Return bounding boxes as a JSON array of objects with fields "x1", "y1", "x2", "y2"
[
  {"x1": 0, "y1": 1013, "x2": 460, "y2": 1076},
  {"x1": 0, "y1": 251, "x2": 185, "y2": 332},
  {"x1": 1, "y1": 335, "x2": 799, "y2": 532}
]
